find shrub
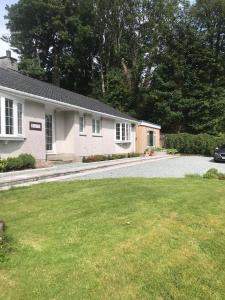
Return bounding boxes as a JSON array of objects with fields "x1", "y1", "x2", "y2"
[
  {"x1": 166, "y1": 148, "x2": 178, "y2": 155},
  {"x1": 19, "y1": 154, "x2": 35, "y2": 169},
  {"x1": 6, "y1": 157, "x2": 24, "y2": 171},
  {"x1": 203, "y1": 168, "x2": 219, "y2": 179},
  {"x1": 164, "y1": 133, "x2": 225, "y2": 156},
  {"x1": 185, "y1": 173, "x2": 201, "y2": 178},
  {"x1": 128, "y1": 152, "x2": 141, "y2": 158},
  {"x1": 83, "y1": 153, "x2": 141, "y2": 163},
  {"x1": 0, "y1": 160, "x2": 7, "y2": 172},
  {"x1": 0, "y1": 153, "x2": 35, "y2": 172}
]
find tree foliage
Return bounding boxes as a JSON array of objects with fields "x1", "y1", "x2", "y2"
[{"x1": 5, "y1": 0, "x2": 225, "y2": 134}]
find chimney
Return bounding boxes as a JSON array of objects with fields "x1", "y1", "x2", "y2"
[
  {"x1": 6, "y1": 50, "x2": 11, "y2": 58},
  {"x1": 0, "y1": 50, "x2": 18, "y2": 71}
]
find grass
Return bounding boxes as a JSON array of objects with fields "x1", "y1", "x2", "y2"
[{"x1": 0, "y1": 178, "x2": 225, "y2": 299}]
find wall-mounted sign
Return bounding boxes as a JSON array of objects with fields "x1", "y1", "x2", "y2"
[{"x1": 30, "y1": 122, "x2": 42, "y2": 131}]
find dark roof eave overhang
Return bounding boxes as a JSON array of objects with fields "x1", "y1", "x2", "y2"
[{"x1": 0, "y1": 84, "x2": 138, "y2": 123}]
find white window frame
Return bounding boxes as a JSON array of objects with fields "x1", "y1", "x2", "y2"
[
  {"x1": 92, "y1": 117, "x2": 102, "y2": 136},
  {"x1": 115, "y1": 122, "x2": 131, "y2": 143},
  {"x1": 79, "y1": 114, "x2": 86, "y2": 135},
  {"x1": 0, "y1": 95, "x2": 24, "y2": 139},
  {"x1": 45, "y1": 110, "x2": 55, "y2": 154}
]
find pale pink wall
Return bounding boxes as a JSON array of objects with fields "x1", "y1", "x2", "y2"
[
  {"x1": 0, "y1": 100, "x2": 46, "y2": 160},
  {"x1": 70, "y1": 113, "x2": 135, "y2": 156},
  {"x1": 0, "y1": 97, "x2": 136, "y2": 160}
]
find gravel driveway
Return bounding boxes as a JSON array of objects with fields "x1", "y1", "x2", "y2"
[{"x1": 75, "y1": 156, "x2": 225, "y2": 180}]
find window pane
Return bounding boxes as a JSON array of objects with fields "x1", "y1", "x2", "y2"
[
  {"x1": 96, "y1": 119, "x2": 101, "y2": 133},
  {"x1": 92, "y1": 119, "x2": 95, "y2": 133},
  {"x1": 79, "y1": 116, "x2": 84, "y2": 133},
  {"x1": 116, "y1": 123, "x2": 120, "y2": 140},
  {"x1": 148, "y1": 131, "x2": 154, "y2": 147},
  {"x1": 125, "y1": 124, "x2": 131, "y2": 141},
  {"x1": 5, "y1": 99, "x2": 13, "y2": 135},
  {"x1": 17, "y1": 103, "x2": 23, "y2": 134},
  {"x1": 46, "y1": 115, "x2": 53, "y2": 151},
  {"x1": 122, "y1": 123, "x2": 125, "y2": 140}
]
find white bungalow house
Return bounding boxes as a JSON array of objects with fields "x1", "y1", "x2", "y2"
[{"x1": 0, "y1": 51, "x2": 137, "y2": 162}]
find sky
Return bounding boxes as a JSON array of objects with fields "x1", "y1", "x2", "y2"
[{"x1": 0, "y1": 0, "x2": 196, "y2": 59}]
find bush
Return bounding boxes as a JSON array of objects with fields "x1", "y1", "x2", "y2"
[
  {"x1": 0, "y1": 153, "x2": 35, "y2": 172},
  {"x1": 203, "y1": 168, "x2": 219, "y2": 179},
  {"x1": 166, "y1": 148, "x2": 178, "y2": 155},
  {"x1": 164, "y1": 133, "x2": 225, "y2": 156},
  {"x1": 6, "y1": 156, "x2": 24, "y2": 171},
  {"x1": 0, "y1": 160, "x2": 7, "y2": 172},
  {"x1": 19, "y1": 154, "x2": 36, "y2": 169},
  {"x1": 83, "y1": 153, "x2": 141, "y2": 163}
]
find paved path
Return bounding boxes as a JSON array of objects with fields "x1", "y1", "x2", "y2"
[
  {"x1": 0, "y1": 155, "x2": 170, "y2": 189},
  {"x1": 64, "y1": 155, "x2": 225, "y2": 180}
]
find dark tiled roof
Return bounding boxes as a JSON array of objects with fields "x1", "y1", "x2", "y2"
[{"x1": 0, "y1": 67, "x2": 136, "y2": 121}]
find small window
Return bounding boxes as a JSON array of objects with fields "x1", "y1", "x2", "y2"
[
  {"x1": 92, "y1": 118, "x2": 101, "y2": 134},
  {"x1": 17, "y1": 103, "x2": 23, "y2": 134},
  {"x1": 79, "y1": 115, "x2": 85, "y2": 133}
]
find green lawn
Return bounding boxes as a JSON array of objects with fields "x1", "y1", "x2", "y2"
[{"x1": 0, "y1": 178, "x2": 225, "y2": 300}]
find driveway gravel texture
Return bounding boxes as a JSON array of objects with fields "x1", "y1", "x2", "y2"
[{"x1": 73, "y1": 155, "x2": 225, "y2": 180}]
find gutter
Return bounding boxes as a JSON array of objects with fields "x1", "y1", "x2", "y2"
[{"x1": 0, "y1": 85, "x2": 138, "y2": 124}]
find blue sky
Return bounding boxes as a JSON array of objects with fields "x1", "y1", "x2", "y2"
[
  {"x1": 0, "y1": 0, "x2": 196, "y2": 58},
  {"x1": 0, "y1": 0, "x2": 18, "y2": 57}
]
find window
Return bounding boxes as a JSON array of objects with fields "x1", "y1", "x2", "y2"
[
  {"x1": 46, "y1": 115, "x2": 53, "y2": 151},
  {"x1": 115, "y1": 122, "x2": 131, "y2": 142},
  {"x1": 79, "y1": 115, "x2": 85, "y2": 133},
  {"x1": 148, "y1": 131, "x2": 155, "y2": 147},
  {"x1": 116, "y1": 123, "x2": 120, "y2": 140},
  {"x1": 92, "y1": 118, "x2": 101, "y2": 135},
  {"x1": 0, "y1": 97, "x2": 24, "y2": 137},
  {"x1": 5, "y1": 99, "x2": 14, "y2": 135},
  {"x1": 17, "y1": 103, "x2": 23, "y2": 134},
  {"x1": 122, "y1": 123, "x2": 125, "y2": 140}
]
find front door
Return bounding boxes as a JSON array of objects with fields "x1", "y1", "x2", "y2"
[{"x1": 45, "y1": 114, "x2": 54, "y2": 152}]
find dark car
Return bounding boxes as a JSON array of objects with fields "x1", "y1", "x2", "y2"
[{"x1": 214, "y1": 145, "x2": 225, "y2": 162}]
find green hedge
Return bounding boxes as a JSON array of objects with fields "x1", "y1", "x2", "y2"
[
  {"x1": 83, "y1": 153, "x2": 141, "y2": 163},
  {"x1": 0, "y1": 154, "x2": 35, "y2": 172},
  {"x1": 164, "y1": 133, "x2": 225, "y2": 156}
]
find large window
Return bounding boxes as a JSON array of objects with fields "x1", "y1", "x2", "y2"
[
  {"x1": 0, "y1": 96, "x2": 23, "y2": 137},
  {"x1": 115, "y1": 122, "x2": 131, "y2": 142},
  {"x1": 92, "y1": 118, "x2": 101, "y2": 135}
]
